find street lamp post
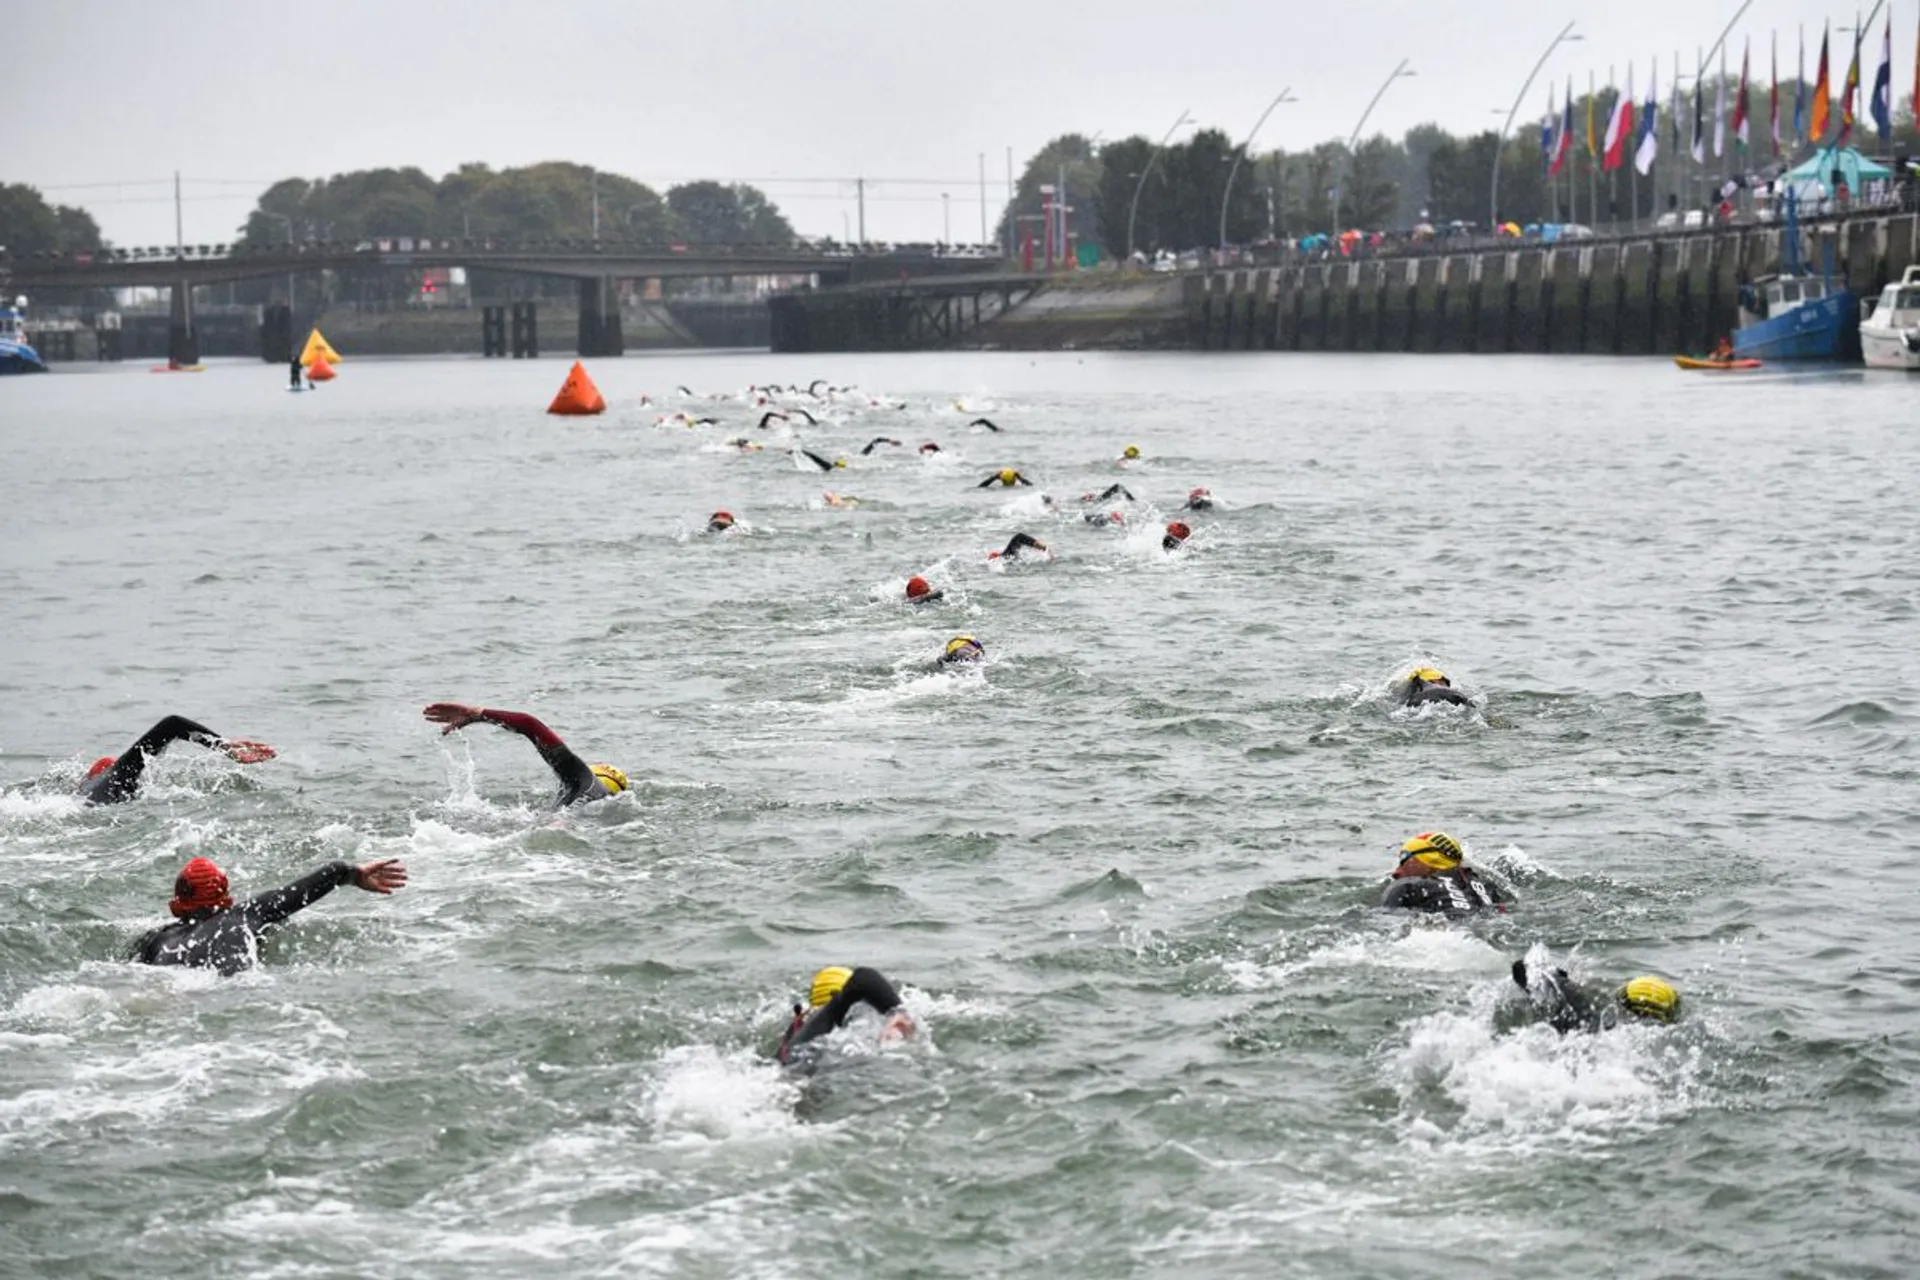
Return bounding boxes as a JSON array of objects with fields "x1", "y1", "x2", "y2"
[
  {"x1": 1127, "y1": 110, "x2": 1194, "y2": 262},
  {"x1": 1331, "y1": 59, "x2": 1415, "y2": 236},
  {"x1": 262, "y1": 210, "x2": 295, "y2": 318},
  {"x1": 942, "y1": 192, "x2": 951, "y2": 244},
  {"x1": 1219, "y1": 87, "x2": 1298, "y2": 252},
  {"x1": 1491, "y1": 22, "x2": 1581, "y2": 233}
]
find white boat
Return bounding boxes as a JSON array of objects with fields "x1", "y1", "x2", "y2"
[{"x1": 1859, "y1": 265, "x2": 1920, "y2": 371}]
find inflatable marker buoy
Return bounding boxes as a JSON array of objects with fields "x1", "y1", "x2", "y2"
[
  {"x1": 548, "y1": 360, "x2": 607, "y2": 415},
  {"x1": 299, "y1": 328, "x2": 342, "y2": 366},
  {"x1": 305, "y1": 356, "x2": 336, "y2": 382}
]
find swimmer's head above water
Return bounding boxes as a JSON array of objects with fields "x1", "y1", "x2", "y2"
[
  {"x1": 590, "y1": 764, "x2": 630, "y2": 795},
  {"x1": 1392, "y1": 830, "x2": 1464, "y2": 878},
  {"x1": 170, "y1": 856, "x2": 234, "y2": 917},
  {"x1": 706, "y1": 511, "x2": 736, "y2": 533},
  {"x1": 941, "y1": 635, "x2": 985, "y2": 665}
]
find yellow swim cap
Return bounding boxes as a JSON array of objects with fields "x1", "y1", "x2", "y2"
[
  {"x1": 590, "y1": 763, "x2": 630, "y2": 794},
  {"x1": 1398, "y1": 831, "x2": 1463, "y2": 870},
  {"x1": 998, "y1": 468, "x2": 1016, "y2": 484},
  {"x1": 1123, "y1": 444, "x2": 1141, "y2": 459},
  {"x1": 810, "y1": 966, "x2": 853, "y2": 1008},
  {"x1": 1619, "y1": 976, "x2": 1681, "y2": 1023},
  {"x1": 945, "y1": 634, "x2": 980, "y2": 657},
  {"x1": 1410, "y1": 667, "x2": 1447, "y2": 684},
  {"x1": 833, "y1": 458, "x2": 848, "y2": 469}
]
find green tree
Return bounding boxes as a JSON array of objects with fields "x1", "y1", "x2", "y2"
[
  {"x1": 665, "y1": 181, "x2": 795, "y2": 244},
  {"x1": 999, "y1": 133, "x2": 1102, "y2": 256}
]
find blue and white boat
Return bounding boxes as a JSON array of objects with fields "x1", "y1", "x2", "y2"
[
  {"x1": 0, "y1": 299, "x2": 49, "y2": 374},
  {"x1": 1732, "y1": 196, "x2": 1858, "y2": 363}
]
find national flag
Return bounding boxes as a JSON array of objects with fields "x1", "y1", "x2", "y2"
[
  {"x1": 1636, "y1": 61, "x2": 1661, "y2": 176},
  {"x1": 1733, "y1": 38, "x2": 1750, "y2": 148},
  {"x1": 1587, "y1": 73, "x2": 1599, "y2": 158},
  {"x1": 1550, "y1": 80, "x2": 1574, "y2": 176},
  {"x1": 1839, "y1": 29, "x2": 1861, "y2": 144},
  {"x1": 1691, "y1": 76, "x2": 1705, "y2": 162},
  {"x1": 1794, "y1": 27, "x2": 1808, "y2": 144},
  {"x1": 1914, "y1": 8, "x2": 1920, "y2": 121},
  {"x1": 1714, "y1": 47, "x2": 1727, "y2": 157},
  {"x1": 1810, "y1": 26, "x2": 1831, "y2": 141},
  {"x1": 1770, "y1": 33, "x2": 1781, "y2": 155},
  {"x1": 1602, "y1": 76, "x2": 1628, "y2": 172},
  {"x1": 1540, "y1": 100, "x2": 1556, "y2": 172},
  {"x1": 1870, "y1": 15, "x2": 1892, "y2": 146},
  {"x1": 1617, "y1": 65, "x2": 1637, "y2": 172}
]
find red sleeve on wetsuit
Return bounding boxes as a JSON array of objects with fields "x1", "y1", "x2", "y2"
[{"x1": 478, "y1": 710, "x2": 564, "y2": 749}]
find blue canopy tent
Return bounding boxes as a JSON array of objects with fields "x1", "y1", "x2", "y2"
[{"x1": 1776, "y1": 147, "x2": 1896, "y2": 202}]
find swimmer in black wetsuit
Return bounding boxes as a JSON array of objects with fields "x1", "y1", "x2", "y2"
[
  {"x1": 1081, "y1": 483, "x2": 1134, "y2": 503},
  {"x1": 129, "y1": 854, "x2": 407, "y2": 976},
  {"x1": 1184, "y1": 487, "x2": 1214, "y2": 511},
  {"x1": 1402, "y1": 667, "x2": 1473, "y2": 708},
  {"x1": 1162, "y1": 520, "x2": 1192, "y2": 551},
  {"x1": 937, "y1": 635, "x2": 985, "y2": 666},
  {"x1": 706, "y1": 510, "x2": 738, "y2": 533},
  {"x1": 790, "y1": 407, "x2": 819, "y2": 427},
  {"x1": 1379, "y1": 831, "x2": 1513, "y2": 916},
  {"x1": 78, "y1": 715, "x2": 276, "y2": 805},
  {"x1": 905, "y1": 575, "x2": 944, "y2": 604},
  {"x1": 423, "y1": 703, "x2": 630, "y2": 806},
  {"x1": 775, "y1": 965, "x2": 915, "y2": 1066},
  {"x1": 757, "y1": 411, "x2": 789, "y2": 429},
  {"x1": 988, "y1": 532, "x2": 1048, "y2": 561},
  {"x1": 796, "y1": 448, "x2": 847, "y2": 472},
  {"x1": 968, "y1": 417, "x2": 1003, "y2": 432},
  {"x1": 977, "y1": 468, "x2": 1033, "y2": 488},
  {"x1": 919, "y1": 442, "x2": 942, "y2": 455},
  {"x1": 862, "y1": 437, "x2": 903, "y2": 455},
  {"x1": 1510, "y1": 958, "x2": 1682, "y2": 1033}
]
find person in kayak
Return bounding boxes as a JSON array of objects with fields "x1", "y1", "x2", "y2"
[
  {"x1": 1402, "y1": 667, "x2": 1473, "y2": 708},
  {"x1": 1711, "y1": 336, "x2": 1734, "y2": 361},
  {"x1": 775, "y1": 965, "x2": 915, "y2": 1066},
  {"x1": 905, "y1": 575, "x2": 945, "y2": 604},
  {"x1": 1162, "y1": 521, "x2": 1192, "y2": 551},
  {"x1": 79, "y1": 715, "x2": 276, "y2": 805},
  {"x1": 129, "y1": 854, "x2": 408, "y2": 976},
  {"x1": 422, "y1": 703, "x2": 630, "y2": 806},
  {"x1": 987, "y1": 532, "x2": 1049, "y2": 561},
  {"x1": 1379, "y1": 831, "x2": 1512, "y2": 915},
  {"x1": 976, "y1": 468, "x2": 1033, "y2": 488},
  {"x1": 1510, "y1": 958, "x2": 1682, "y2": 1033}
]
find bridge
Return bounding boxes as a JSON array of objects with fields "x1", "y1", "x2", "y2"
[{"x1": 0, "y1": 238, "x2": 1009, "y2": 363}]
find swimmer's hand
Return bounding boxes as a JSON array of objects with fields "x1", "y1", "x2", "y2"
[
  {"x1": 879, "y1": 1010, "x2": 917, "y2": 1043},
  {"x1": 423, "y1": 703, "x2": 485, "y2": 734},
  {"x1": 219, "y1": 739, "x2": 276, "y2": 765},
  {"x1": 353, "y1": 858, "x2": 408, "y2": 895}
]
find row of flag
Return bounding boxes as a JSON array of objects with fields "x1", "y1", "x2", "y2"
[{"x1": 1541, "y1": 13, "x2": 1920, "y2": 179}]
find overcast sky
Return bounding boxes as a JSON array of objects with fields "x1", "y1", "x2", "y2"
[{"x1": 13, "y1": 0, "x2": 1900, "y2": 246}]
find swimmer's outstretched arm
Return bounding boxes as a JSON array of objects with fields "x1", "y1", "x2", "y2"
[
  {"x1": 1002, "y1": 532, "x2": 1048, "y2": 558},
  {"x1": 424, "y1": 704, "x2": 598, "y2": 803},
  {"x1": 969, "y1": 417, "x2": 1002, "y2": 432},
  {"x1": 244, "y1": 859, "x2": 408, "y2": 930},
  {"x1": 791, "y1": 408, "x2": 819, "y2": 426},
  {"x1": 800, "y1": 449, "x2": 835, "y2": 472},
  {"x1": 82, "y1": 715, "x2": 274, "y2": 805},
  {"x1": 862, "y1": 437, "x2": 901, "y2": 455},
  {"x1": 778, "y1": 967, "x2": 909, "y2": 1062},
  {"x1": 1099, "y1": 483, "x2": 1134, "y2": 501},
  {"x1": 975, "y1": 474, "x2": 1000, "y2": 488},
  {"x1": 757, "y1": 411, "x2": 787, "y2": 429},
  {"x1": 1014, "y1": 472, "x2": 1032, "y2": 486}
]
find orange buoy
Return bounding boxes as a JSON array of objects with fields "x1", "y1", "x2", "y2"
[
  {"x1": 306, "y1": 356, "x2": 337, "y2": 382},
  {"x1": 548, "y1": 360, "x2": 607, "y2": 415}
]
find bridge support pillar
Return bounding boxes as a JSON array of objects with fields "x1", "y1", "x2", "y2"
[
  {"x1": 94, "y1": 321, "x2": 123, "y2": 362},
  {"x1": 259, "y1": 304, "x2": 293, "y2": 364},
  {"x1": 576, "y1": 277, "x2": 623, "y2": 357},
  {"x1": 510, "y1": 302, "x2": 538, "y2": 358},
  {"x1": 168, "y1": 281, "x2": 200, "y2": 367},
  {"x1": 481, "y1": 305, "x2": 506, "y2": 357}
]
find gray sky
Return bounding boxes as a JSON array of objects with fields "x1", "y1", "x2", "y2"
[{"x1": 13, "y1": 0, "x2": 1896, "y2": 246}]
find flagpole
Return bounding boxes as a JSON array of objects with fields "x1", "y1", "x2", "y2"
[
  {"x1": 1588, "y1": 70, "x2": 1599, "y2": 227},
  {"x1": 1630, "y1": 63, "x2": 1640, "y2": 225},
  {"x1": 1491, "y1": 19, "x2": 1580, "y2": 234}
]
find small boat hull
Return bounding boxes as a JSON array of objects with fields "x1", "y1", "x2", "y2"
[
  {"x1": 1860, "y1": 329, "x2": 1920, "y2": 370},
  {"x1": 1674, "y1": 356, "x2": 1764, "y2": 370},
  {"x1": 0, "y1": 339, "x2": 49, "y2": 374},
  {"x1": 1733, "y1": 291, "x2": 1859, "y2": 361}
]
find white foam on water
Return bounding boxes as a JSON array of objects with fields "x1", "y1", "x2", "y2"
[
  {"x1": 0, "y1": 788, "x2": 86, "y2": 823},
  {"x1": 639, "y1": 1043, "x2": 808, "y2": 1147},
  {"x1": 1224, "y1": 922, "x2": 1506, "y2": 990}
]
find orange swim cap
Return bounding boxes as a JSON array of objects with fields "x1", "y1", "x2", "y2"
[
  {"x1": 709, "y1": 510, "x2": 735, "y2": 528},
  {"x1": 86, "y1": 756, "x2": 116, "y2": 780},
  {"x1": 1166, "y1": 521, "x2": 1191, "y2": 541},
  {"x1": 169, "y1": 856, "x2": 233, "y2": 917},
  {"x1": 906, "y1": 576, "x2": 932, "y2": 599}
]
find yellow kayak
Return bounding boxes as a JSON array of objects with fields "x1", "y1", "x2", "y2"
[{"x1": 1674, "y1": 355, "x2": 1763, "y2": 370}]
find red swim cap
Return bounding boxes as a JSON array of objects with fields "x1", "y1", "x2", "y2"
[
  {"x1": 86, "y1": 756, "x2": 116, "y2": 780},
  {"x1": 1189, "y1": 487, "x2": 1209, "y2": 500},
  {"x1": 1166, "y1": 521, "x2": 1192, "y2": 541},
  {"x1": 710, "y1": 510, "x2": 735, "y2": 526},
  {"x1": 919, "y1": 442, "x2": 940, "y2": 453},
  {"x1": 169, "y1": 856, "x2": 233, "y2": 917},
  {"x1": 906, "y1": 576, "x2": 932, "y2": 599}
]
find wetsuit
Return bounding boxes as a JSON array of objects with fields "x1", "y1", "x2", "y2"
[
  {"x1": 289, "y1": 355, "x2": 303, "y2": 388},
  {"x1": 1405, "y1": 680, "x2": 1474, "y2": 708},
  {"x1": 1185, "y1": 493, "x2": 1214, "y2": 511},
  {"x1": 1085, "y1": 511, "x2": 1123, "y2": 527},
  {"x1": 1161, "y1": 532, "x2": 1188, "y2": 551},
  {"x1": 129, "y1": 862, "x2": 360, "y2": 976},
  {"x1": 81, "y1": 715, "x2": 227, "y2": 805},
  {"x1": 995, "y1": 532, "x2": 1048, "y2": 560},
  {"x1": 977, "y1": 471, "x2": 1032, "y2": 488},
  {"x1": 1380, "y1": 866, "x2": 1511, "y2": 916},
  {"x1": 969, "y1": 417, "x2": 1003, "y2": 432},
  {"x1": 1083, "y1": 483, "x2": 1133, "y2": 503},
  {"x1": 775, "y1": 967, "x2": 904, "y2": 1066},
  {"x1": 862, "y1": 437, "x2": 902, "y2": 455},
  {"x1": 468, "y1": 709, "x2": 611, "y2": 806},
  {"x1": 799, "y1": 449, "x2": 838, "y2": 472},
  {"x1": 1510, "y1": 960, "x2": 1615, "y2": 1034},
  {"x1": 757, "y1": 411, "x2": 787, "y2": 429},
  {"x1": 790, "y1": 408, "x2": 819, "y2": 426}
]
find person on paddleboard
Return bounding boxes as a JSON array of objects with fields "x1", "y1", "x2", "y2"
[
  {"x1": 1400, "y1": 667, "x2": 1474, "y2": 709},
  {"x1": 423, "y1": 704, "x2": 629, "y2": 806},
  {"x1": 1379, "y1": 831, "x2": 1512, "y2": 916},
  {"x1": 78, "y1": 715, "x2": 276, "y2": 805},
  {"x1": 775, "y1": 965, "x2": 916, "y2": 1067},
  {"x1": 129, "y1": 855, "x2": 407, "y2": 975},
  {"x1": 1509, "y1": 957, "x2": 1682, "y2": 1033},
  {"x1": 289, "y1": 352, "x2": 305, "y2": 389}
]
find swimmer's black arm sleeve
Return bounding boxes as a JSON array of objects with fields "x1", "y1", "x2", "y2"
[
  {"x1": 243, "y1": 861, "x2": 355, "y2": 930},
  {"x1": 976, "y1": 475, "x2": 999, "y2": 488},
  {"x1": 82, "y1": 715, "x2": 223, "y2": 804},
  {"x1": 477, "y1": 711, "x2": 600, "y2": 805},
  {"x1": 787, "y1": 967, "x2": 904, "y2": 1054}
]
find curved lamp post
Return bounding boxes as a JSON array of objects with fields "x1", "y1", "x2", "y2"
[
  {"x1": 1127, "y1": 110, "x2": 1194, "y2": 262},
  {"x1": 1330, "y1": 60, "x2": 1414, "y2": 236},
  {"x1": 1218, "y1": 87, "x2": 1297, "y2": 251},
  {"x1": 1490, "y1": 21, "x2": 1581, "y2": 233}
]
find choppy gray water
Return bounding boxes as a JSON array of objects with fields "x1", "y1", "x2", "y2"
[{"x1": 3, "y1": 351, "x2": 1918, "y2": 1278}]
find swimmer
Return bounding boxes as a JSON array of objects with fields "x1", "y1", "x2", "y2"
[
  {"x1": 905, "y1": 575, "x2": 944, "y2": 604},
  {"x1": 78, "y1": 715, "x2": 276, "y2": 805},
  {"x1": 129, "y1": 855, "x2": 408, "y2": 975},
  {"x1": 1379, "y1": 831, "x2": 1512, "y2": 916},
  {"x1": 987, "y1": 532, "x2": 1049, "y2": 561},
  {"x1": 724, "y1": 438, "x2": 764, "y2": 453},
  {"x1": 775, "y1": 965, "x2": 915, "y2": 1066},
  {"x1": 807, "y1": 378, "x2": 829, "y2": 398},
  {"x1": 1402, "y1": 667, "x2": 1473, "y2": 708},
  {"x1": 968, "y1": 417, "x2": 1004, "y2": 432},
  {"x1": 919, "y1": 442, "x2": 943, "y2": 455},
  {"x1": 1083, "y1": 510, "x2": 1125, "y2": 528},
  {"x1": 790, "y1": 407, "x2": 819, "y2": 427},
  {"x1": 1510, "y1": 958, "x2": 1682, "y2": 1033},
  {"x1": 422, "y1": 704, "x2": 630, "y2": 807},
  {"x1": 757, "y1": 411, "x2": 789, "y2": 429},
  {"x1": 862, "y1": 437, "x2": 903, "y2": 455},
  {"x1": 1184, "y1": 487, "x2": 1215, "y2": 511},
  {"x1": 938, "y1": 635, "x2": 985, "y2": 666},
  {"x1": 1081, "y1": 483, "x2": 1134, "y2": 503},
  {"x1": 796, "y1": 448, "x2": 847, "y2": 472},
  {"x1": 821, "y1": 491, "x2": 858, "y2": 507},
  {"x1": 705, "y1": 510, "x2": 738, "y2": 533},
  {"x1": 976, "y1": 468, "x2": 1032, "y2": 488},
  {"x1": 1119, "y1": 444, "x2": 1142, "y2": 463},
  {"x1": 1162, "y1": 520, "x2": 1191, "y2": 551}
]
